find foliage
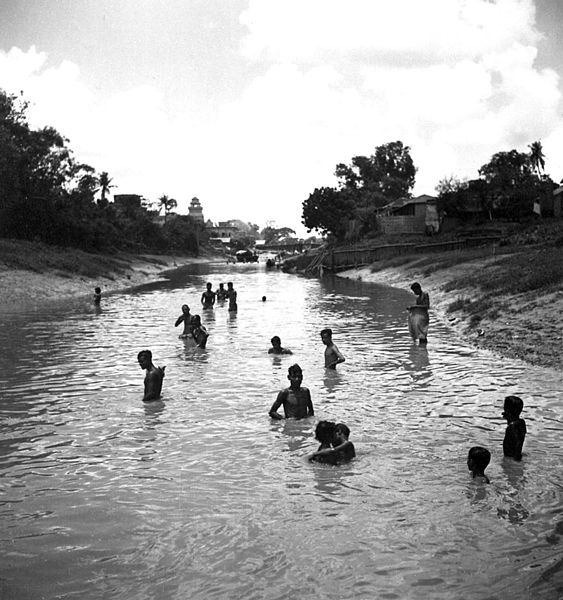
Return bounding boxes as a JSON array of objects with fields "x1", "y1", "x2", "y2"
[
  {"x1": 302, "y1": 141, "x2": 416, "y2": 239},
  {"x1": 261, "y1": 226, "x2": 296, "y2": 243},
  {"x1": 302, "y1": 187, "x2": 356, "y2": 241},
  {"x1": 0, "y1": 88, "x2": 201, "y2": 255}
]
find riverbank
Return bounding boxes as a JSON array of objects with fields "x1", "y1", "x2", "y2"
[
  {"x1": 0, "y1": 239, "x2": 216, "y2": 311},
  {"x1": 339, "y1": 239, "x2": 563, "y2": 370}
]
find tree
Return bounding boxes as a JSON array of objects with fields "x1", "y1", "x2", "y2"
[
  {"x1": 97, "y1": 171, "x2": 115, "y2": 207},
  {"x1": 528, "y1": 141, "x2": 545, "y2": 178},
  {"x1": 158, "y1": 194, "x2": 178, "y2": 224},
  {"x1": 261, "y1": 226, "x2": 296, "y2": 244},
  {"x1": 335, "y1": 141, "x2": 416, "y2": 206},
  {"x1": 302, "y1": 187, "x2": 355, "y2": 241}
]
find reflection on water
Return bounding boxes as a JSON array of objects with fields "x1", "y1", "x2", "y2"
[{"x1": 0, "y1": 264, "x2": 562, "y2": 600}]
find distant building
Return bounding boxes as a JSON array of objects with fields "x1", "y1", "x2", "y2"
[
  {"x1": 377, "y1": 194, "x2": 440, "y2": 235},
  {"x1": 189, "y1": 197, "x2": 205, "y2": 223},
  {"x1": 205, "y1": 220, "x2": 240, "y2": 239}
]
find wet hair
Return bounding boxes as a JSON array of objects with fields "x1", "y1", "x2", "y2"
[
  {"x1": 137, "y1": 350, "x2": 152, "y2": 361},
  {"x1": 504, "y1": 395, "x2": 524, "y2": 417},
  {"x1": 320, "y1": 328, "x2": 332, "y2": 337},
  {"x1": 271, "y1": 336, "x2": 281, "y2": 345},
  {"x1": 335, "y1": 423, "x2": 350, "y2": 438},
  {"x1": 191, "y1": 314, "x2": 201, "y2": 325},
  {"x1": 288, "y1": 363, "x2": 303, "y2": 377},
  {"x1": 182, "y1": 304, "x2": 190, "y2": 311},
  {"x1": 468, "y1": 446, "x2": 490, "y2": 470},
  {"x1": 411, "y1": 282, "x2": 422, "y2": 293},
  {"x1": 315, "y1": 420, "x2": 336, "y2": 444}
]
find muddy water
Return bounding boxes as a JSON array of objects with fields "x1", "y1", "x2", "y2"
[{"x1": 1, "y1": 263, "x2": 562, "y2": 599}]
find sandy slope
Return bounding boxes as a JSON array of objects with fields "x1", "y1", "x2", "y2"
[
  {"x1": 338, "y1": 258, "x2": 563, "y2": 371},
  {"x1": 0, "y1": 254, "x2": 211, "y2": 311}
]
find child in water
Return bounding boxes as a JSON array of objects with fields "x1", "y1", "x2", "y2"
[
  {"x1": 502, "y1": 395, "x2": 526, "y2": 461},
  {"x1": 190, "y1": 314, "x2": 209, "y2": 349},
  {"x1": 320, "y1": 328, "x2": 345, "y2": 369},
  {"x1": 309, "y1": 422, "x2": 356, "y2": 464},
  {"x1": 467, "y1": 446, "x2": 491, "y2": 483},
  {"x1": 268, "y1": 336, "x2": 292, "y2": 355},
  {"x1": 269, "y1": 364, "x2": 314, "y2": 420},
  {"x1": 94, "y1": 287, "x2": 102, "y2": 305}
]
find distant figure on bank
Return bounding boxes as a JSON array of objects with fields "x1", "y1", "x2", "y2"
[
  {"x1": 309, "y1": 422, "x2": 356, "y2": 464},
  {"x1": 190, "y1": 314, "x2": 209, "y2": 349},
  {"x1": 502, "y1": 395, "x2": 527, "y2": 461},
  {"x1": 321, "y1": 328, "x2": 345, "y2": 369},
  {"x1": 201, "y1": 282, "x2": 216, "y2": 309},
  {"x1": 137, "y1": 350, "x2": 165, "y2": 402},
  {"x1": 407, "y1": 282, "x2": 430, "y2": 345},
  {"x1": 467, "y1": 446, "x2": 491, "y2": 483},
  {"x1": 216, "y1": 283, "x2": 228, "y2": 301},
  {"x1": 269, "y1": 363, "x2": 314, "y2": 420},
  {"x1": 268, "y1": 336, "x2": 293, "y2": 355},
  {"x1": 94, "y1": 287, "x2": 102, "y2": 305},
  {"x1": 227, "y1": 281, "x2": 238, "y2": 312},
  {"x1": 175, "y1": 304, "x2": 192, "y2": 338}
]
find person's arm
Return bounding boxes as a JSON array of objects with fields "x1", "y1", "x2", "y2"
[
  {"x1": 308, "y1": 441, "x2": 352, "y2": 462},
  {"x1": 269, "y1": 391, "x2": 285, "y2": 419},
  {"x1": 201, "y1": 293, "x2": 206, "y2": 305},
  {"x1": 307, "y1": 390, "x2": 314, "y2": 416},
  {"x1": 174, "y1": 315, "x2": 184, "y2": 327},
  {"x1": 327, "y1": 345, "x2": 345, "y2": 368}
]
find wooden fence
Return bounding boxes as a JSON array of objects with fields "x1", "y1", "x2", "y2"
[{"x1": 300, "y1": 236, "x2": 502, "y2": 273}]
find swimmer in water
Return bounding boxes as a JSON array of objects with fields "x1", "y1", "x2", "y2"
[
  {"x1": 268, "y1": 336, "x2": 293, "y2": 355},
  {"x1": 467, "y1": 446, "x2": 491, "y2": 484},
  {"x1": 502, "y1": 395, "x2": 526, "y2": 461},
  {"x1": 190, "y1": 314, "x2": 209, "y2": 349},
  {"x1": 309, "y1": 422, "x2": 356, "y2": 464},
  {"x1": 227, "y1": 281, "x2": 238, "y2": 312},
  {"x1": 216, "y1": 283, "x2": 228, "y2": 301},
  {"x1": 137, "y1": 350, "x2": 165, "y2": 402},
  {"x1": 268, "y1": 364, "x2": 314, "y2": 420},
  {"x1": 94, "y1": 287, "x2": 102, "y2": 305},
  {"x1": 174, "y1": 304, "x2": 192, "y2": 338}
]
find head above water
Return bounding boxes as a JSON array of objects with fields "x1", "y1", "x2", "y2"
[
  {"x1": 191, "y1": 314, "x2": 202, "y2": 325},
  {"x1": 467, "y1": 446, "x2": 490, "y2": 472},
  {"x1": 410, "y1": 282, "x2": 422, "y2": 294},
  {"x1": 320, "y1": 328, "x2": 332, "y2": 339},
  {"x1": 262, "y1": 296, "x2": 267, "y2": 302},
  {"x1": 271, "y1": 336, "x2": 281, "y2": 346},
  {"x1": 287, "y1": 363, "x2": 303, "y2": 378},
  {"x1": 94, "y1": 287, "x2": 101, "y2": 294},
  {"x1": 315, "y1": 420, "x2": 336, "y2": 444},
  {"x1": 182, "y1": 304, "x2": 190, "y2": 313},
  {"x1": 335, "y1": 423, "x2": 350, "y2": 439},
  {"x1": 503, "y1": 395, "x2": 524, "y2": 418},
  {"x1": 206, "y1": 282, "x2": 212, "y2": 290}
]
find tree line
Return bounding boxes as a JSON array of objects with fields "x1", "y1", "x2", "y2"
[
  {"x1": 0, "y1": 89, "x2": 202, "y2": 254},
  {"x1": 301, "y1": 139, "x2": 559, "y2": 242}
]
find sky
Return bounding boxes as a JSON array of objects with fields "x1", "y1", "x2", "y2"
[{"x1": 1, "y1": 0, "x2": 562, "y2": 237}]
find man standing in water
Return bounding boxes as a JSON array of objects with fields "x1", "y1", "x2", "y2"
[
  {"x1": 201, "y1": 282, "x2": 216, "y2": 309},
  {"x1": 174, "y1": 304, "x2": 192, "y2": 338},
  {"x1": 137, "y1": 350, "x2": 165, "y2": 402},
  {"x1": 227, "y1": 281, "x2": 238, "y2": 312},
  {"x1": 269, "y1": 364, "x2": 314, "y2": 420},
  {"x1": 407, "y1": 282, "x2": 430, "y2": 345}
]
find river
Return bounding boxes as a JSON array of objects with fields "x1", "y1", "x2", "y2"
[{"x1": 1, "y1": 262, "x2": 562, "y2": 600}]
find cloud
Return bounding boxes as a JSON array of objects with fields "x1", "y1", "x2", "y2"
[{"x1": 1, "y1": 0, "x2": 562, "y2": 236}]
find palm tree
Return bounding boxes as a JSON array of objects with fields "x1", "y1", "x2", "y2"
[
  {"x1": 528, "y1": 141, "x2": 545, "y2": 178},
  {"x1": 158, "y1": 194, "x2": 178, "y2": 224},
  {"x1": 97, "y1": 171, "x2": 115, "y2": 207}
]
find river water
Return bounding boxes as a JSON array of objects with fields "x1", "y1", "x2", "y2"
[{"x1": 1, "y1": 262, "x2": 562, "y2": 600}]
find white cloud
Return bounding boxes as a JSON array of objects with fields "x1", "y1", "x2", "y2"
[{"x1": 1, "y1": 0, "x2": 562, "y2": 236}]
